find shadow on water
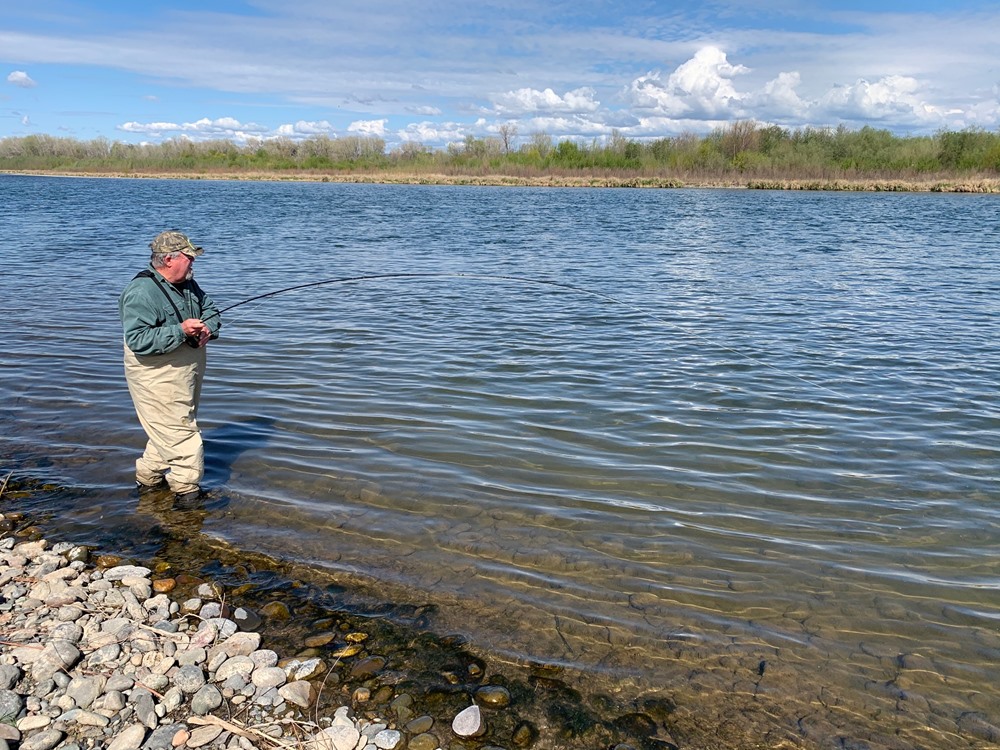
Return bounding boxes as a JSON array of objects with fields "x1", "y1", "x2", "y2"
[{"x1": 202, "y1": 415, "x2": 277, "y2": 488}]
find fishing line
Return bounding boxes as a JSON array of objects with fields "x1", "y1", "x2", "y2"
[{"x1": 203, "y1": 272, "x2": 848, "y2": 399}]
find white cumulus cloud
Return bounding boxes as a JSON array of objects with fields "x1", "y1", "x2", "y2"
[
  {"x1": 7, "y1": 70, "x2": 36, "y2": 88},
  {"x1": 627, "y1": 46, "x2": 750, "y2": 118},
  {"x1": 817, "y1": 75, "x2": 945, "y2": 125},
  {"x1": 275, "y1": 120, "x2": 335, "y2": 136},
  {"x1": 348, "y1": 119, "x2": 387, "y2": 136},
  {"x1": 490, "y1": 86, "x2": 600, "y2": 116},
  {"x1": 750, "y1": 71, "x2": 808, "y2": 118},
  {"x1": 397, "y1": 121, "x2": 468, "y2": 144}
]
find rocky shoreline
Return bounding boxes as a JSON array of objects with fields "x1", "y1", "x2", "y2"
[
  {"x1": 0, "y1": 517, "x2": 510, "y2": 750},
  {"x1": 0, "y1": 499, "x2": 692, "y2": 750}
]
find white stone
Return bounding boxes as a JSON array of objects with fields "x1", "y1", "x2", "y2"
[
  {"x1": 284, "y1": 657, "x2": 326, "y2": 681},
  {"x1": 373, "y1": 729, "x2": 402, "y2": 749},
  {"x1": 220, "y1": 631, "x2": 261, "y2": 657},
  {"x1": 75, "y1": 710, "x2": 111, "y2": 727},
  {"x1": 312, "y1": 725, "x2": 360, "y2": 750},
  {"x1": 102, "y1": 566, "x2": 151, "y2": 582},
  {"x1": 452, "y1": 704, "x2": 482, "y2": 737},
  {"x1": 215, "y1": 655, "x2": 255, "y2": 682},
  {"x1": 191, "y1": 622, "x2": 218, "y2": 648},
  {"x1": 251, "y1": 666, "x2": 287, "y2": 689},
  {"x1": 16, "y1": 715, "x2": 51, "y2": 731},
  {"x1": 278, "y1": 680, "x2": 315, "y2": 709}
]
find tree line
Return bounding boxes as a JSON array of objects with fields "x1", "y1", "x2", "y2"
[{"x1": 1, "y1": 122, "x2": 998, "y2": 181}]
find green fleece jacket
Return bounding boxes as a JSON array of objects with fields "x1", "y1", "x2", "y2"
[{"x1": 118, "y1": 264, "x2": 222, "y2": 356}]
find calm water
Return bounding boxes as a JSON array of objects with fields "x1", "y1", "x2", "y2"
[{"x1": 2, "y1": 175, "x2": 998, "y2": 747}]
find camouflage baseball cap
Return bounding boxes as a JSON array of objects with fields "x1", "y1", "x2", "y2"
[{"x1": 150, "y1": 230, "x2": 204, "y2": 257}]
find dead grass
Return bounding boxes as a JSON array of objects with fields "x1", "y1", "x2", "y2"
[{"x1": 4, "y1": 168, "x2": 999, "y2": 193}]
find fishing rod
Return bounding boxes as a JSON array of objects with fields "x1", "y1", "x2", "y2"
[{"x1": 200, "y1": 272, "x2": 848, "y2": 399}]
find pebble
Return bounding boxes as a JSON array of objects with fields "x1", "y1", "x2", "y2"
[
  {"x1": 19, "y1": 729, "x2": 64, "y2": 750},
  {"x1": 373, "y1": 728, "x2": 402, "y2": 749},
  {"x1": 187, "y1": 725, "x2": 223, "y2": 747},
  {"x1": 106, "y1": 723, "x2": 146, "y2": 750},
  {"x1": 476, "y1": 684, "x2": 511, "y2": 707},
  {"x1": 452, "y1": 704, "x2": 483, "y2": 737},
  {"x1": 259, "y1": 601, "x2": 290, "y2": 620},
  {"x1": 152, "y1": 578, "x2": 176, "y2": 593},
  {"x1": 250, "y1": 666, "x2": 285, "y2": 690},
  {"x1": 16, "y1": 716, "x2": 50, "y2": 732},
  {"x1": 232, "y1": 606, "x2": 262, "y2": 631},
  {"x1": 278, "y1": 680, "x2": 316, "y2": 708},
  {"x1": 408, "y1": 733, "x2": 438, "y2": 750},
  {"x1": 323, "y1": 724, "x2": 362, "y2": 750},
  {"x1": 191, "y1": 685, "x2": 224, "y2": 715}
]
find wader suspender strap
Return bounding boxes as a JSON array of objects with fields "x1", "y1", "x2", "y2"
[
  {"x1": 133, "y1": 269, "x2": 203, "y2": 349},
  {"x1": 133, "y1": 269, "x2": 188, "y2": 325}
]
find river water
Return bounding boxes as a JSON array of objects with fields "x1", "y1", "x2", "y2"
[{"x1": 2, "y1": 174, "x2": 998, "y2": 747}]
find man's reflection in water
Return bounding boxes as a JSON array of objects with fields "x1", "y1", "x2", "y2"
[{"x1": 135, "y1": 485, "x2": 211, "y2": 539}]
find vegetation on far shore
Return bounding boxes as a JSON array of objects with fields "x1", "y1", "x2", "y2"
[{"x1": 2, "y1": 121, "x2": 1000, "y2": 192}]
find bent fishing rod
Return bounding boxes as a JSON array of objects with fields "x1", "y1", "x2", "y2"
[{"x1": 200, "y1": 272, "x2": 848, "y2": 399}]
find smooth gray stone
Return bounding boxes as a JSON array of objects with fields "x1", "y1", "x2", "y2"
[
  {"x1": 0, "y1": 689, "x2": 24, "y2": 720},
  {"x1": 190, "y1": 685, "x2": 223, "y2": 716},
  {"x1": 19, "y1": 729, "x2": 64, "y2": 750},
  {"x1": 107, "y1": 723, "x2": 147, "y2": 750},
  {"x1": 106, "y1": 674, "x2": 135, "y2": 692},
  {"x1": 141, "y1": 724, "x2": 186, "y2": 750},
  {"x1": 66, "y1": 676, "x2": 105, "y2": 710},
  {"x1": 129, "y1": 690, "x2": 157, "y2": 730},
  {"x1": 51, "y1": 673, "x2": 70, "y2": 690},
  {"x1": 233, "y1": 607, "x2": 262, "y2": 631},
  {"x1": 0, "y1": 666, "x2": 21, "y2": 691},
  {"x1": 50, "y1": 623, "x2": 83, "y2": 645},
  {"x1": 173, "y1": 665, "x2": 206, "y2": 694}
]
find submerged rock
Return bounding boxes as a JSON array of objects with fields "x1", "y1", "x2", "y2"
[{"x1": 452, "y1": 703, "x2": 484, "y2": 737}]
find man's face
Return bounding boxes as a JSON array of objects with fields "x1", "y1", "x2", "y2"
[{"x1": 162, "y1": 252, "x2": 195, "y2": 283}]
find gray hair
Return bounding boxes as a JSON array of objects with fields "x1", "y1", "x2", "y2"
[{"x1": 150, "y1": 251, "x2": 185, "y2": 269}]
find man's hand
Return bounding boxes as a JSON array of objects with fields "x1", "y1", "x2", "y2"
[{"x1": 181, "y1": 318, "x2": 212, "y2": 347}]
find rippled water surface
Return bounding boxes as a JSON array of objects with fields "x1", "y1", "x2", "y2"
[{"x1": 2, "y1": 175, "x2": 999, "y2": 747}]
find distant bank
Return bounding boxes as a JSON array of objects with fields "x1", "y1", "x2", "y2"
[{"x1": 3, "y1": 168, "x2": 1000, "y2": 192}]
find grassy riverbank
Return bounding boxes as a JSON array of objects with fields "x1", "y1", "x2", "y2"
[{"x1": 4, "y1": 167, "x2": 1000, "y2": 193}]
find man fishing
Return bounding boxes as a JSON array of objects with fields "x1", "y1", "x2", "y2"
[{"x1": 118, "y1": 230, "x2": 221, "y2": 500}]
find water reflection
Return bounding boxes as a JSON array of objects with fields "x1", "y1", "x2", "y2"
[{"x1": 134, "y1": 485, "x2": 212, "y2": 540}]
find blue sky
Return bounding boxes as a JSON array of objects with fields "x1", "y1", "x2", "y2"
[{"x1": 2, "y1": 0, "x2": 999, "y2": 150}]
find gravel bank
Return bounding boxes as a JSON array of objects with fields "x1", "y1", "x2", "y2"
[{"x1": 0, "y1": 520, "x2": 498, "y2": 750}]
